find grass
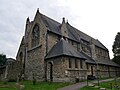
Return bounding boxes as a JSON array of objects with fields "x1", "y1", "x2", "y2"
[
  {"x1": 0, "y1": 81, "x2": 16, "y2": 90},
  {"x1": 24, "y1": 81, "x2": 72, "y2": 90},
  {"x1": 0, "y1": 81, "x2": 72, "y2": 90},
  {"x1": 80, "y1": 78, "x2": 120, "y2": 90}
]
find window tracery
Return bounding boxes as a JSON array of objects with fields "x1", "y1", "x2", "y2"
[{"x1": 31, "y1": 24, "x2": 40, "y2": 47}]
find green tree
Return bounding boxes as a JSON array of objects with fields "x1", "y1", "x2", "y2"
[
  {"x1": 0, "y1": 54, "x2": 7, "y2": 66},
  {"x1": 112, "y1": 32, "x2": 120, "y2": 64}
]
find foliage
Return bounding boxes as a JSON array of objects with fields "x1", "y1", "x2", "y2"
[
  {"x1": 112, "y1": 32, "x2": 120, "y2": 64},
  {"x1": 112, "y1": 56, "x2": 120, "y2": 65},
  {"x1": 112, "y1": 32, "x2": 120, "y2": 55},
  {"x1": 0, "y1": 54, "x2": 7, "y2": 66}
]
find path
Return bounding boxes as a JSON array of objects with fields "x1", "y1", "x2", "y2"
[{"x1": 58, "y1": 78, "x2": 117, "y2": 90}]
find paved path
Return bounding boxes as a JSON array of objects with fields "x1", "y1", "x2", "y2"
[{"x1": 58, "y1": 78, "x2": 117, "y2": 90}]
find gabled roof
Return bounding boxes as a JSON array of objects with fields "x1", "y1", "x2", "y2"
[
  {"x1": 45, "y1": 38, "x2": 86, "y2": 60},
  {"x1": 66, "y1": 23, "x2": 108, "y2": 50},
  {"x1": 40, "y1": 13, "x2": 108, "y2": 50},
  {"x1": 38, "y1": 12, "x2": 120, "y2": 67},
  {"x1": 41, "y1": 14, "x2": 61, "y2": 35}
]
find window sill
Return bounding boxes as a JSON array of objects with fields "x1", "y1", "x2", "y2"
[
  {"x1": 28, "y1": 44, "x2": 42, "y2": 52},
  {"x1": 67, "y1": 68, "x2": 87, "y2": 71}
]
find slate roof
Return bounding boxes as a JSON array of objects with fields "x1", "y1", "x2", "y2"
[
  {"x1": 81, "y1": 52, "x2": 120, "y2": 67},
  {"x1": 66, "y1": 23, "x2": 108, "y2": 50},
  {"x1": 0, "y1": 58, "x2": 16, "y2": 69},
  {"x1": 6, "y1": 58, "x2": 16, "y2": 65},
  {"x1": 39, "y1": 12, "x2": 119, "y2": 67},
  {"x1": 81, "y1": 52, "x2": 96, "y2": 64},
  {"x1": 96, "y1": 59, "x2": 120, "y2": 67},
  {"x1": 41, "y1": 14, "x2": 61, "y2": 35},
  {"x1": 45, "y1": 38, "x2": 86, "y2": 60},
  {"x1": 41, "y1": 13, "x2": 108, "y2": 50}
]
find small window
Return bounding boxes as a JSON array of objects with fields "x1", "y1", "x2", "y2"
[
  {"x1": 80, "y1": 60, "x2": 83, "y2": 69},
  {"x1": 75, "y1": 59, "x2": 78, "y2": 68},
  {"x1": 69, "y1": 58, "x2": 72, "y2": 68},
  {"x1": 82, "y1": 46, "x2": 86, "y2": 52},
  {"x1": 86, "y1": 64, "x2": 88, "y2": 69},
  {"x1": 77, "y1": 44, "x2": 80, "y2": 51}
]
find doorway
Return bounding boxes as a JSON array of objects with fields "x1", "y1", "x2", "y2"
[
  {"x1": 91, "y1": 66, "x2": 94, "y2": 76},
  {"x1": 49, "y1": 62, "x2": 53, "y2": 81}
]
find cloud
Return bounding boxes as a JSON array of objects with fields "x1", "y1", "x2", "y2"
[{"x1": 0, "y1": 0, "x2": 120, "y2": 59}]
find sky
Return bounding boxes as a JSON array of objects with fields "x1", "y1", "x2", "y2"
[{"x1": 0, "y1": 0, "x2": 120, "y2": 59}]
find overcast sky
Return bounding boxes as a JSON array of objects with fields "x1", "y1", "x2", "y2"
[{"x1": 0, "y1": 0, "x2": 120, "y2": 59}]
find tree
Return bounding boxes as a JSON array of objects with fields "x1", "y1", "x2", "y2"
[
  {"x1": 112, "y1": 32, "x2": 120, "y2": 64},
  {"x1": 0, "y1": 54, "x2": 7, "y2": 66}
]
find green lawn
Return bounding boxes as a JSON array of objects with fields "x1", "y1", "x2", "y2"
[
  {"x1": 80, "y1": 79, "x2": 120, "y2": 90},
  {"x1": 0, "y1": 81, "x2": 72, "y2": 90},
  {"x1": 80, "y1": 86, "x2": 98, "y2": 90}
]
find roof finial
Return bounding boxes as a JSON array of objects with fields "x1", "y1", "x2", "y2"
[
  {"x1": 26, "y1": 17, "x2": 30, "y2": 22},
  {"x1": 37, "y1": 8, "x2": 39, "y2": 13}
]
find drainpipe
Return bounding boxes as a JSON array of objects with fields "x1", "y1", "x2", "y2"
[{"x1": 45, "y1": 32, "x2": 48, "y2": 81}]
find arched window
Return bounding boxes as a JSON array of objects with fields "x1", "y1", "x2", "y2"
[{"x1": 31, "y1": 24, "x2": 40, "y2": 47}]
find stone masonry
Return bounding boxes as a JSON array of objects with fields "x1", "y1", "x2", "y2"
[{"x1": 14, "y1": 9, "x2": 120, "y2": 83}]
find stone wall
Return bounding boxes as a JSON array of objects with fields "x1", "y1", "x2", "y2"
[
  {"x1": 15, "y1": 10, "x2": 120, "y2": 83},
  {"x1": 7, "y1": 61, "x2": 21, "y2": 81},
  {"x1": 47, "y1": 32, "x2": 60, "y2": 53},
  {"x1": 46, "y1": 56, "x2": 87, "y2": 82},
  {"x1": 0, "y1": 68, "x2": 5, "y2": 80},
  {"x1": 0, "y1": 61, "x2": 21, "y2": 81},
  {"x1": 46, "y1": 57, "x2": 68, "y2": 82},
  {"x1": 25, "y1": 46, "x2": 45, "y2": 81},
  {"x1": 93, "y1": 65, "x2": 119, "y2": 78},
  {"x1": 16, "y1": 36, "x2": 26, "y2": 76},
  {"x1": 86, "y1": 64, "x2": 120, "y2": 79},
  {"x1": 23, "y1": 11, "x2": 48, "y2": 81},
  {"x1": 86, "y1": 64, "x2": 96, "y2": 76}
]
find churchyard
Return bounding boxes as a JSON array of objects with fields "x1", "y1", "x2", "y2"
[
  {"x1": 81, "y1": 78, "x2": 120, "y2": 90},
  {"x1": 0, "y1": 80, "x2": 72, "y2": 90}
]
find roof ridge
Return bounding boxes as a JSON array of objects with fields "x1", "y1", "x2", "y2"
[
  {"x1": 67, "y1": 23, "x2": 95, "y2": 41},
  {"x1": 66, "y1": 23, "x2": 108, "y2": 50},
  {"x1": 39, "y1": 12, "x2": 107, "y2": 50},
  {"x1": 40, "y1": 13, "x2": 61, "y2": 25}
]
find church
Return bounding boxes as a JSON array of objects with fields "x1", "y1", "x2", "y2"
[{"x1": 15, "y1": 9, "x2": 120, "y2": 82}]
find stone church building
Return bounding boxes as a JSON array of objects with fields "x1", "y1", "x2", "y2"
[{"x1": 15, "y1": 9, "x2": 120, "y2": 82}]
